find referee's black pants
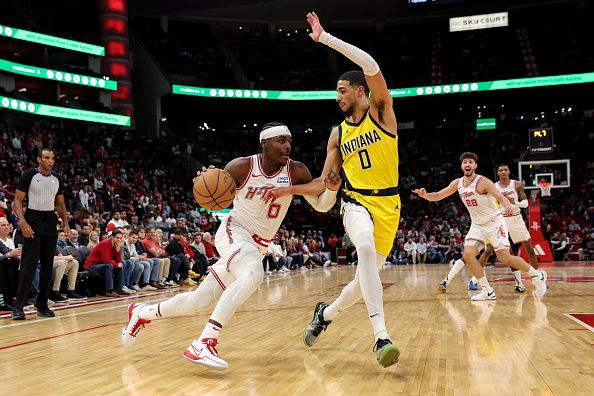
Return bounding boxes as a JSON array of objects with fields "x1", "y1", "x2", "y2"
[{"x1": 15, "y1": 233, "x2": 58, "y2": 309}]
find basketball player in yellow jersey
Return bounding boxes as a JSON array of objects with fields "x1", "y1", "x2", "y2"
[{"x1": 267, "y1": 11, "x2": 400, "y2": 368}]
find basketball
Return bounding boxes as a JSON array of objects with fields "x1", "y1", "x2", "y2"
[{"x1": 193, "y1": 168, "x2": 236, "y2": 211}]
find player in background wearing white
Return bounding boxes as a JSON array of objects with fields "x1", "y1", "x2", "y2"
[
  {"x1": 267, "y1": 11, "x2": 401, "y2": 368},
  {"x1": 413, "y1": 152, "x2": 547, "y2": 301},
  {"x1": 121, "y1": 123, "x2": 341, "y2": 370},
  {"x1": 440, "y1": 164, "x2": 539, "y2": 293},
  {"x1": 467, "y1": 164, "x2": 539, "y2": 291}
]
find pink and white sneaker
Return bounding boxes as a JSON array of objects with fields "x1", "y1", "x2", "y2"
[
  {"x1": 121, "y1": 303, "x2": 151, "y2": 348},
  {"x1": 183, "y1": 338, "x2": 228, "y2": 370}
]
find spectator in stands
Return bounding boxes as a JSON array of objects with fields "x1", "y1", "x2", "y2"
[
  {"x1": 123, "y1": 230, "x2": 156, "y2": 291},
  {"x1": 143, "y1": 227, "x2": 176, "y2": 287},
  {"x1": 79, "y1": 185, "x2": 90, "y2": 212},
  {"x1": 165, "y1": 229, "x2": 193, "y2": 286},
  {"x1": 327, "y1": 232, "x2": 340, "y2": 262},
  {"x1": 134, "y1": 227, "x2": 164, "y2": 289},
  {"x1": 417, "y1": 237, "x2": 427, "y2": 264},
  {"x1": 79, "y1": 223, "x2": 92, "y2": 246},
  {"x1": 201, "y1": 232, "x2": 219, "y2": 264},
  {"x1": 120, "y1": 228, "x2": 142, "y2": 294},
  {"x1": 87, "y1": 230, "x2": 100, "y2": 249},
  {"x1": 84, "y1": 229, "x2": 131, "y2": 296},
  {"x1": 66, "y1": 229, "x2": 82, "y2": 249},
  {"x1": 0, "y1": 216, "x2": 21, "y2": 309},
  {"x1": 264, "y1": 237, "x2": 289, "y2": 274},
  {"x1": 106, "y1": 211, "x2": 127, "y2": 233},
  {"x1": 189, "y1": 232, "x2": 209, "y2": 277},
  {"x1": 57, "y1": 229, "x2": 67, "y2": 249},
  {"x1": 445, "y1": 240, "x2": 462, "y2": 264},
  {"x1": 404, "y1": 237, "x2": 417, "y2": 265},
  {"x1": 552, "y1": 233, "x2": 570, "y2": 261},
  {"x1": 50, "y1": 249, "x2": 86, "y2": 302},
  {"x1": 568, "y1": 220, "x2": 581, "y2": 233},
  {"x1": 427, "y1": 236, "x2": 444, "y2": 263}
]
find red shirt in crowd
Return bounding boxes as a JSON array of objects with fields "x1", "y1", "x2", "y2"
[
  {"x1": 202, "y1": 241, "x2": 217, "y2": 259},
  {"x1": 84, "y1": 238, "x2": 121, "y2": 269},
  {"x1": 142, "y1": 238, "x2": 165, "y2": 258}
]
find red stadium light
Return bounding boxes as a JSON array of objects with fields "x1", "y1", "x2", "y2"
[
  {"x1": 112, "y1": 84, "x2": 130, "y2": 101},
  {"x1": 107, "y1": 0, "x2": 125, "y2": 13},
  {"x1": 108, "y1": 61, "x2": 129, "y2": 78},
  {"x1": 103, "y1": 18, "x2": 126, "y2": 35},
  {"x1": 100, "y1": 0, "x2": 134, "y2": 124},
  {"x1": 106, "y1": 41, "x2": 127, "y2": 57}
]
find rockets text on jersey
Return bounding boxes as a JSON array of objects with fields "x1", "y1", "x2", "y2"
[
  {"x1": 228, "y1": 154, "x2": 293, "y2": 243},
  {"x1": 457, "y1": 174, "x2": 501, "y2": 225}
]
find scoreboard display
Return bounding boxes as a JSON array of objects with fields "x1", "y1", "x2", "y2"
[{"x1": 529, "y1": 128, "x2": 554, "y2": 153}]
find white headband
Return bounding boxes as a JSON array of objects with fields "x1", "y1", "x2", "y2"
[{"x1": 259, "y1": 125, "x2": 291, "y2": 142}]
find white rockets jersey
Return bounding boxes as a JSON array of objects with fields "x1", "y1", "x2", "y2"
[
  {"x1": 495, "y1": 179, "x2": 521, "y2": 216},
  {"x1": 229, "y1": 154, "x2": 293, "y2": 241},
  {"x1": 457, "y1": 174, "x2": 500, "y2": 225}
]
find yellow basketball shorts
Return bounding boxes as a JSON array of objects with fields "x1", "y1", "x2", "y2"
[{"x1": 341, "y1": 191, "x2": 401, "y2": 257}]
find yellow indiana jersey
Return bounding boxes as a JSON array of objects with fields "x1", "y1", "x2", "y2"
[
  {"x1": 338, "y1": 109, "x2": 400, "y2": 257},
  {"x1": 338, "y1": 109, "x2": 399, "y2": 190}
]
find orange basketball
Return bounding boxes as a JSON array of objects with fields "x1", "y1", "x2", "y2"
[{"x1": 193, "y1": 169, "x2": 236, "y2": 211}]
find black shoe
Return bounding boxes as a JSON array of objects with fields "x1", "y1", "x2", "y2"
[
  {"x1": 0, "y1": 304, "x2": 14, "y2": 312},
  {"x1": 67, "y1": 292, "x2": 87, "y2": 301},
  {"x1": 49, "y1": 292, "x2": 69, "y2": 303},
  {"x1": 12, "y1": 307, "x2": 25, "y2": 320},
  {"x1": 37, "y1": 307, "x2": 55, "y2": 317},
  {"x1": 303, "y1": 302, "x2": 332, "y2": 347}
]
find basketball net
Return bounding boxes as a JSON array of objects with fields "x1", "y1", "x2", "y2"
[{"x1": 537, "y1": 181, "x2": 552, "y2": 197}]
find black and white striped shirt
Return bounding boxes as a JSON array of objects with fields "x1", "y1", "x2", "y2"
[{"x1": 17, "y1": 168, "x2": 63, "y2": 211}]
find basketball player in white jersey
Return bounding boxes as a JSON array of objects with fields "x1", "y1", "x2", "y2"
[
  {"x1": 468, "y1": 164, "x2": 539, "y2": 290},
  {"x1": 413, "y1": 152, "x2": 547, "y2": 301},
  {"x1": 121, "y1": 122, "x2": 341, "y2": 370},
  {"x1": 440, "y1": 164, "x2": 539, "y2": 294}
]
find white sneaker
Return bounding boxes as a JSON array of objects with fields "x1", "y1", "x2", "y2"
[
  {"x1": 132, "y1": 284, "x2": 141, "y2": 291},
  {"x1": 182, "y1": 338, "x2": 228, "y2": 370},
  {"x1": 280, "y1": 266, "x2": 290, "y2": 272},
  {"x1": 471, "y1": 287, "x2": 496, "y2": 301},
  {"x1": 323, "y1": 260, "x2": 331, "y2": 268},
  {"x1": 531, "y1": 270, "x2": 548, "y2": 297},
  {"x1": 300, "y1": 266, "x2": 309, "y2": 272},
  {"x1": 121, "y1": 303, "x2": 150, "y2": 348},
  {"x1": 123, "y1": 285, "x2": 137, "y2": 294},
  {"x1": 140, "y1": 284, "x2": 157, "y2": 291}
]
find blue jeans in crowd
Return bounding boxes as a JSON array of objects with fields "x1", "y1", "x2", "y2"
[
  {"x1": 88, "y1": 263, "x2": 123, "y2": 291},
  {"x1": 123, "y1": 259, "x2": 144, "y2": 287}
]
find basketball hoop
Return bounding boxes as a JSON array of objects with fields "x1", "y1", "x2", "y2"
[{"x1": 537, "y1": 181, "x2": 552, "y2": 197}]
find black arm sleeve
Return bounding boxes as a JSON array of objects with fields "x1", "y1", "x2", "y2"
[
  {"x1": 55, "y1": 174, "x2": 64, "y2": 195},
  {"x1": 16, "y1": 168, "x2": 36, "y2": 194}
]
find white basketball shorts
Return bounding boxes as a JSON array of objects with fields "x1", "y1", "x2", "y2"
[
  {"x1": 465, "y1": 214, "x2": 510, "y2": 251},
  {"x1": 210, "y1": 216, "x2": 267, "y2": 289},
  {"x1": 503, "y1": 213, "x2": 531, "y2": 243}
]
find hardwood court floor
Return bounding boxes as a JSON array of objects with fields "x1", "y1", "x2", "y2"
[{"x1": 1, "y1": 262, "x2": 593, "y2": 396}]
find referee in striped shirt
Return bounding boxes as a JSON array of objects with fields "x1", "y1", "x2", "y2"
[{"x1": 11, "y1": 148, "x2": 70, "y2": 320}]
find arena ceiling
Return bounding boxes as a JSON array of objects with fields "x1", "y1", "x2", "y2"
[{"x1": 128, "y1": 0, "x2": 576, "y2": 26}]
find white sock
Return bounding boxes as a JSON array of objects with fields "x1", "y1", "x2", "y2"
[
  {"x1": 444, "y1": 259, "x2": 465, "y2": 285},
  {"x1": 470, "y1": 275, "x2": 478, "y2": 284},
  {"x1": 478, "y1": 276, "x2": 492, "y2": 290},
  {"x1": 512, "y1": 270, "x2": 524, "y2": 286},
  {"x1": 199, "y1": 321, "x2": 222, "y2": 341},
  {"x1": 527, "y1": 266, "x2": 539, "y2": 277},
  {"x1": 140, "y1": 303, "x2": 163, "y2": 320}
]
